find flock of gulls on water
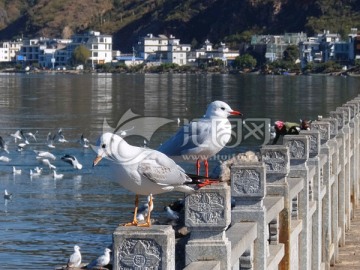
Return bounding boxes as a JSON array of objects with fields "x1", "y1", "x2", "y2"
[{"x1": 3, "y1": 100, "x2": 243, "y2": 269}]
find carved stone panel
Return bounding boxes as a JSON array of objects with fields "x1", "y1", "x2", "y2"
[
  {"x1": 185, "y1": 183, "x2": 230, "y2": 228},
  {"x1": 300, "y1": 130, "x2": 321, "y2": 157},
  {"x1": 119, "y1": 239, "x2": 161, "y2": 269},
  {"x1": 336, "y1": 107, "x2": 350, "y2": 124},
  {"x1": 311, "y1": 121, "x2": 330, "y2": 141},
  {"x1": 260, "y1": 146, "x2": 290, "y2": 176},
  {"x1": 283, "y1": 135, "x2": 309, "y2": 161},
  {"x1": 330, "y1": 111, "x2": 344, "y2": 129},
  {"x1": 231, "y1": 163, "x2": 265, "y2": 198}
]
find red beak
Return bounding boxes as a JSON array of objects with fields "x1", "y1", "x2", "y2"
[{"x1": 230, "y1": 110, "x2": 243, "y2": 116}]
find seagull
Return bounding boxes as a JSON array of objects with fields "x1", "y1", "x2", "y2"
[
  {"x1": 0, "y1": 156, "x2": 11, "y2": 163},
  {"x1": 30, "y1": 167, "x2": 43, "y2": 177},
  {"x1": 13, "y1": 166, "x2": 21, "y2": 175},
  {"x1": 165, "y1": 206, "x2": 180, "y2": 221},
  {"x1": 86, "y1": 248, "x2": 111, "y2": 269},
  {"x1": 41, "y1": 158, "x2": 56, "y2": 170},
  {"x1": 17, "y1": 143, "x2": 27, "y2": 152},
  {"x1": 93, "y1": 132, "x2": 195, "y2": 227},
  {"x1": 47, "y1": 132, "x2": 56, "y2": 148},
  {"x1": 80, "y1": 134, "x2": 90, "y2": 148},
  {"x1": 25, "y1": 131, "x2": 38, "y2": 142},
  {"x1": 0, "y1": 136, "x2": 9, "y2": 153},
  {"x1": 136, "y1": 194, "x2": 154, "y2": 222},
  {"x1": 61, "y1": 154, "x2": 83, "y2": 170},
  {"x1": 57, "y1": 128, "x2": 68, "y2": 143},
  {"x1": 34, "y1": 150, "x2": 56, "y2": 161},
  {"x1": 158, "y1": 100, "x2": 242, "y2": 180},
  {"x1": 53, "y1": 170, "x2": 64, "y2": 179},
  {"x1": 4, "y1": 189, "x2": 12, "y2": 200},
  {"x1": 11, "y1": 129, "x2": 29, "y2": 144},
  {"x1": 67, "y1": 245, "x2": 82, "y2": 268}
]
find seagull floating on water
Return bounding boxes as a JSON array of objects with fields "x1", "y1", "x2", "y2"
[
  {"x1": 61, "y1": 154, "x2": 83, "y2": 170},
  {"x1": 86, "y1": 247, "x2": 111, "y2": 269},
  {"x1": 13, "y1": 166, "x2": 21, "y2": 175},
  {"x1": 67, "y1": 245, "x2": 82, "y2": 268},
  {"x1": 57, "y1": 128, "x2": 68, "y2": 143},
  {"x1": 47, "y1": 132, "x2": 56, "y2": 148},
  {"x1": 53, "y1": 170, "x2": 64, "y2": 179},
  {"x1": 93, "y1": 132, "x2": 195, "y2": 227},
  {"x1": 30, "y1": 167, "x2": 43, "y2": 177},
  {"x1": 0, "y1": 156, "x2": 11, "y2": 163},
  {"x1": 158, "y1": 100, "x2": 242, "y2": 180},
  {"x1": 80, "y1": 134, "x2": 90, "y2": 148},
  {"x1": 4, "y1": 189, "x2": 12, "y2": 200}
]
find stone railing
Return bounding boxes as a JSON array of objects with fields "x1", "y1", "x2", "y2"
[{"x1": 111, "y1": 94, "x2": 360, "y2": 270}]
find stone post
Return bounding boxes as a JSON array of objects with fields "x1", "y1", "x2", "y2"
[
  {"x1": 300, "y1": 129, "x2": 323, "y2": 269},
  {"x1": 230, "y1": 162, "x2": 266, "y2": 269},
  {"x1": 283, "y1": 134, "x2": 313, "y2": 270},
  {"x1": 311, "y1": 121, "x2": 334, "y2": 268},
  {"x1": 185, "y1": 183, "x2": 231, "y2": 270},
  {"x1": 260, "y1": 145, "x2": 290, "y2": 270},
  {"x1": 113, "y1": 225, "x2": 175, "y2": 270},
  {"x1": 336, "y1": 107, "x2": 351, "y2": 230}
]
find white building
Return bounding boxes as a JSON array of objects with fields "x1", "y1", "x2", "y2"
[
  {"x1": 137, "y1": 34, "x2": 191, "y2": 65},
  {"x1": 0, "y1": 40, "x2": 22, "y2": 62},
  {"x1": 195, "y1": 40, "x2": 239, "y2": 65},
  {"x1": 70, "y1": 31, "x2": 113, "y2": 67}
]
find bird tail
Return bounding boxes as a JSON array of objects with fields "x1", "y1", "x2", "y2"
[{"x1": 184, "y1": 173, "x2": 222, "y2": 188}]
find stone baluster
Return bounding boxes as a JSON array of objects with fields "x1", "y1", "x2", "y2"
[
  {"x1": 260, "y1": 145, "x2": 290, "y2": 270},
  {"x1": 185, "y1": 182, "x2": 231, "y2": 270},
  {"x1": 300, "y1": 129, "x2": 323, "y2": 269},
  {"x1": 230, "y1": 162, "x2": 266, "y2": 269},
  {"x1": 311, "y1": 120, "x2": 336, "y2": 268},
  {"x1": 113, "y1": 225, "x2": 175, "y2": 269},
  {"x1": 344, "y1": 102, "x2": 359, "y2": 212},
  {"x1": 336, "y1": 106, "x2": 351, "y2": 230},
  {"x1": 283, "y1": 134, "x2": 314, "y2": 270},
  {"x1": 346, "y1": 100, "x2": 360, "y2": 208}
]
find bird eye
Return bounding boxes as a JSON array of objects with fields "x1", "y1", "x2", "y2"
[
  {"x1": 101, "y1": 143, "x2": 106, "y2": 148},
  {"x1": 221, "y1": 107, "x2": 225, "y2": 110}
]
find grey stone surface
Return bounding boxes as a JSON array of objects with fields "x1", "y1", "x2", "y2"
[
  {"x1": 260, "y1": 145, "x2": 290, "y2": 183},
  {"x1": 185, "y1": 183, "x2": 231, "y2": 270},
  {"x1": 311, "y1": 121, "x2": 331, "y2": 143},
  {"x1": 113, "y1": 225, "x2": 175, "y2": 270}
]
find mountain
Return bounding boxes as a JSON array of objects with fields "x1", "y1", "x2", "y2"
[{"x1": 1, "y1": 0, "x2": 360, "y2": 52}]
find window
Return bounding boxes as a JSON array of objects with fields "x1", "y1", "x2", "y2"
[
  {"x1": 93, "y1": 52, "x2": 98, "y2": 57},
  {"x1": 93, "y1": 45, "x2": 98, "y2": 50}
]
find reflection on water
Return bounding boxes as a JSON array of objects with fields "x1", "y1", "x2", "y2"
[{"x1": 0, "y1": 73, "x2": 359, "y2": 269}]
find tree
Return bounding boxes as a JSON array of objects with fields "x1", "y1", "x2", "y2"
[
  {"x1": 72, "y1": 45, "x2": 91, "y2": 65},
  {"x1": 233, "y1": 54, "x2": 257, "y2": 69},
  {"x1": 283, "y1": 45, "x2": 299, "y2": 62}
]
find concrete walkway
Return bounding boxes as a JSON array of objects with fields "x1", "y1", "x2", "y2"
[{"x1": 332, "y1": 205, "x2": 360, "y2": 269}]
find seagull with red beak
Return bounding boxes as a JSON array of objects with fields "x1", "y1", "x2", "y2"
[{"x1": 158, "y1": 100, "x2": 242, "y2": 185}]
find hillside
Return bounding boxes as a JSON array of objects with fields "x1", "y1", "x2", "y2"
[{"x1": 0, "y1": 0, "x2": 360, "y2": 52}]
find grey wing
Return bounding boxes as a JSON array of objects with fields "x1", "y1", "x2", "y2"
[
  {"x1": 157, "y1": 120, "x2": 210, "y2": 156},
  {"x1": 138, "y1": 151, "x2": 191, "y2": 186}
]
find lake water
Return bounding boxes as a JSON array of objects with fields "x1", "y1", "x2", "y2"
[{"x1": 0, "y1": 72, "x2": 359, "y2": 269}]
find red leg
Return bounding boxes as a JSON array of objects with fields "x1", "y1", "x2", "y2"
[
  {"x1": 204, "y1": 159, "x2": 209, "y2": 177},
  {"x1": 196, "y1": 159, "x2": 200, "y2": 175}
]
